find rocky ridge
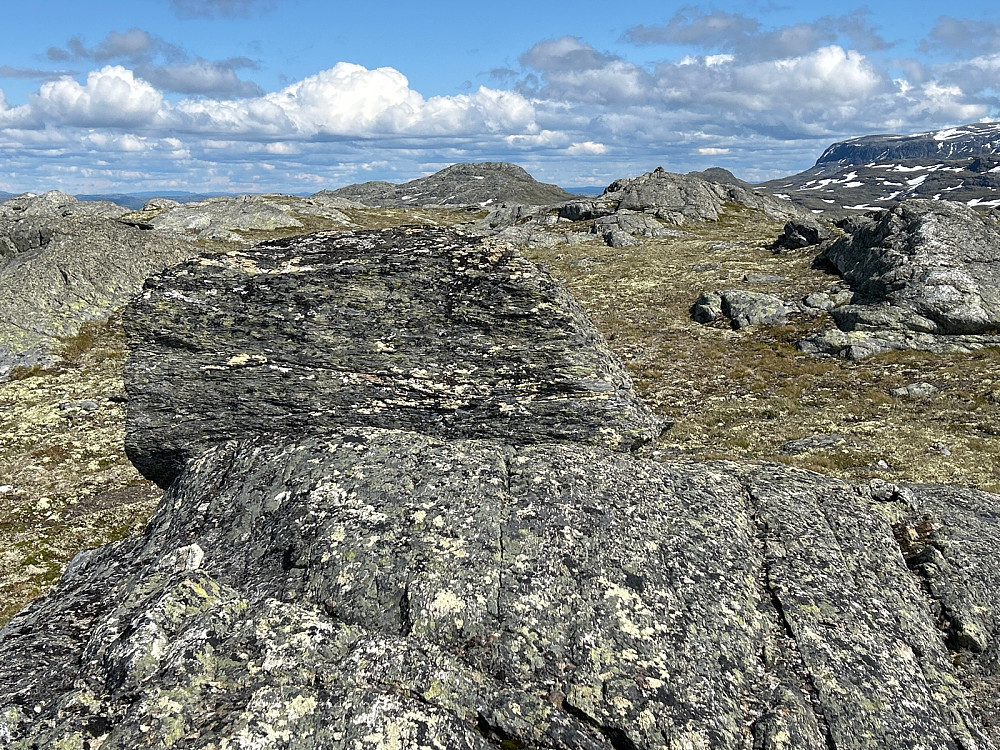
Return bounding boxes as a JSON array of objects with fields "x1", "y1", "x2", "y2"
[
  {"x1": 0, "y1": 192, "x2": 199, "y2": 378},
  {"x1": 125, "y1": 192, "x2": 358, "y2": 242},
  {"x1": 481, "y1": 166, "x2": 811, "y2": 249},
  {"x1": 2, "y1": 226, "x2": 1000, "y2": 748}
]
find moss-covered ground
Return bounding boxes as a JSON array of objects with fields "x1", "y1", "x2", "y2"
[
  {"x1": 522, "y1": 206, "x2": 1000, "y2": 493},
  {"x1": 0, "y1": 315, "x2": 159, "y2": 625}
]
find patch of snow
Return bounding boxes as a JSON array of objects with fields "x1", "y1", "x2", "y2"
[
  {"x1": 472, "y1": 175, "x2": 485, "y2": 180},
  {"x1": 968, "y1": 197, "x2": 1000, "y2": 207},
  {"x1": 941, "y1": 182, "x2": 964, "y2": 192},
  {"x1": 907, "y1": 175, "x2": 927, "y2": 187},
  {"x1": 934, "y1": 128, "x2": 965, "y2": 141},
  {"x1": 843, "y1": 181, "x2": 863, "y2": 188}
]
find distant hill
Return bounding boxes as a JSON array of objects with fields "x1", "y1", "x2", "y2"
[
  {"x1": 562, "y1": 186, "x2": 605, "y2": 196},
  {"x1": 323, "y1": 162, "x2": 574, "y2": 207},
  {"x1": 759, "y1": 122, "x2": 1000, "y2": 215},
  {"x1": 0, "y1": 191, "x2": 251, "y2": 211},
  {"x1": 75, "y1": 192, "x2": 267, "y2": 210}
]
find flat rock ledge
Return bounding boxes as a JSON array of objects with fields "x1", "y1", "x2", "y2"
[
  {"x1": 124, "y1": 227, "x2": 660, "y2": 488},
  {"x1": 1, "y1": 431, "x2": 999, "y2": 749}
]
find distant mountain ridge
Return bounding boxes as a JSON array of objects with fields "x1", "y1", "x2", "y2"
[
  {"x1": 759, "y1": 121, "x2": 1000, "y2": 215},
  {"x1": 816, "y1": 122, "x2": 1000, "y2": 166}
]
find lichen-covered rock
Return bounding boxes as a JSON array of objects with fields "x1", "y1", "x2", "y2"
[
  {"x1": 821, "y1": 200, "x2": 1000, "y2": 335},
  {"x1": 601, "y1": 167, "x2": 807, "y2": 225},
  {"x1": 0, "y1": 190, "x2": 129, "y2": 221},
  {"x1": 692, "y1": 289, "x2": 796, "y2": 329},
  {"x1": 0, "y1": 216, "x2": 198, "y2": 377},
  {"x1": 591, "y1": 211, "x2": 687, "y2": 247},
  {"x1": 1, "y1": 431, "x2": 998, "y2": 748},
  {"x1": 124, "y1": 227, "x2": 660, "y2": 487},
  {"x1": 144, "y1": 194, "x2": 306, "y2": 241}
]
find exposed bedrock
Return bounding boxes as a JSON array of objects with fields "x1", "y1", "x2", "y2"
[
  {"x1": 0, "y1": 192, "x2": 198, "y2": 377},
  {"x1": 800, "y1": 199, "x2": 1000, "y2": 358},
  {"x1": 1, "y1": 432, "x2": 998, "y2": 748},
  {"x1": 822, "y1": 200, "x2": 1000, "y2": 335}
]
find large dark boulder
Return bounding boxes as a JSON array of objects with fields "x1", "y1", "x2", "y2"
[{"x1": 124, "y1": 227, "x2": 660, "y2": 487}]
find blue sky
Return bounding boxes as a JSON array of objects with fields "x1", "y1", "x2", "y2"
[{"x1": 1, "y1": 0, "x2": 999, "y2": 193}]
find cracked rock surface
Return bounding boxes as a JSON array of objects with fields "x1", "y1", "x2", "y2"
[{"x1": 2, "y1": 432, "x2": 999, "y2": 748}]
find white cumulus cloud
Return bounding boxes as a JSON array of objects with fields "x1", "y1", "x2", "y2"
[
  {"x1": 170, "y1": 62, "x2": 536, "y2": 138},
  {"x1": 567, "y1": 141, "x2": 607, "y2": 155},
  {"x1": 33, "y1": 66, "x2": 162, "y2": 127}
]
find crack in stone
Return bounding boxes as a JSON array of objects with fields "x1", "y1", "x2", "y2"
[{"x1": 749, "y1": 480, "x2": 838, "y2": 750}]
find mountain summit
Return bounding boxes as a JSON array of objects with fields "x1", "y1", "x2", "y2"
[{"x1": 322, "y1": 161, "x2": 575, "y2": 208}]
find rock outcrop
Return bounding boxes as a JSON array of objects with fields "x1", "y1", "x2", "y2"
[
  {"x1": 325, "y1": 162, "x2": 574, "y2": 208},
  {"x1": 0, "y1": 193, "x2": 198, "y2": 377},
  {"x1": 692, "y1": 289, "x2": 796, "y2": 329},
  {"x1": 4, "y1": 427, "x2": 1000, "y2": 746},
  {"x1": 593, "y1": 167, "x2": 805, "y2": 225},
  {"x1": 125, "y1": 193, "x2": 355, "y2": 242},
  {"x1": 801, "y1": 199, "x2": 1000, "y2": 358},
  {"x1": 124, "y1": 227, "x2": 660, "y2": 487},
  {"x1": 543, "y1": 168, "x2": 808, "y2": 248},
  {"x1": 3, "y1": 225, "x2": 1000, "y2": 748},
  {"x1": 477, "y1": 168, "x2": 807, "y2": 250}
]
